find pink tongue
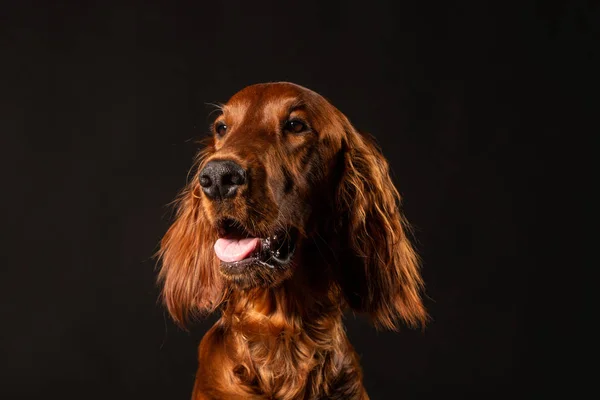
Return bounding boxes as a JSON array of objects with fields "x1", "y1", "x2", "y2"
[{"x1": 214, "y1": 237, "x2": 260, "y2": 262}]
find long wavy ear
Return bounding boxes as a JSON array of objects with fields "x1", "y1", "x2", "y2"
[
  {"x1": 336, "y1": 124, "x2": 427, "y2": 330},
  {"x1": 157, "y1": 169, "x2": 225, "y2": 327}
]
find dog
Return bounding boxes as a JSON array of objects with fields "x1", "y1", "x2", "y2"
[{"x1": 158, "y1": 82, "x2": 427, "y2": 399}]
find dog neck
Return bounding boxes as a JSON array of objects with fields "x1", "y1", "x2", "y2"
[
  {"x1": 222, "y1": 280, "x2": 343, "y2": 336},
  {"x1": 216, "y1": 282, "x2": 361, "y2": 399}
]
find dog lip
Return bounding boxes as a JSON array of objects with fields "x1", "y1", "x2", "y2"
[{"x1": 220, "y1": 256, "x2": 263, "y2": 274}]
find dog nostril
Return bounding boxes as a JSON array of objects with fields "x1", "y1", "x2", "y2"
[
  {"x1": 226, "y1": 173, "x2": 244, "y2": 186},
  {"x1": 199, "y1": 175, "x2": 212, "y2": 188}
]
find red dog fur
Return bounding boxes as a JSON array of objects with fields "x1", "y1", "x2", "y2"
[{"x1": 158, "y1": 82, "x2": 427, "y2": 399}]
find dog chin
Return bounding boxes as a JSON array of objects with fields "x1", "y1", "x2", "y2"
[{"x1": 219, "y1": 258, "x2": 295, "y2": 288}]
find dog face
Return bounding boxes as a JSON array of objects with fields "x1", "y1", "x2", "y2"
[{"x1": 196, "y1": 83, "x2": 344, "y2": 288}]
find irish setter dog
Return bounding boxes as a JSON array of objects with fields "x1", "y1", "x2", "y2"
[{"x1": 158, "y1": 82, "x2": 427, "y2": 399}]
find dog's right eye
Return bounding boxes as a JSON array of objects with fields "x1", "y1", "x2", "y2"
[{"x1": 215, "y1": 122, "x2": 227, "y2": 137}]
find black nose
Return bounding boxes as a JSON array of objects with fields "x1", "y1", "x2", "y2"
[{"x1": 199, "y1": 160, "x2": 246, "y2": 200}]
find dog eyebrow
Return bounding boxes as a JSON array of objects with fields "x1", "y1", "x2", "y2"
[
  {"x1": 262, "y1": 98, "x2": 307, "y2": 123},
  {"x1": 287, "y1": 99, "x2": 307, "y2": 115}
]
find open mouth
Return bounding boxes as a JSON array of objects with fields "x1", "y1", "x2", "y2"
[{"x1": 214, "y1": 218, "x2": 297, "y2": 274}]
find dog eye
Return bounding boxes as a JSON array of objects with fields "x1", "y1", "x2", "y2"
[
  {"x1": 215, "y1": 122, "x2": 227, "y2": 137},
  {"x1": 284, "y1": 120, "x2": 307, "y2": 134}
]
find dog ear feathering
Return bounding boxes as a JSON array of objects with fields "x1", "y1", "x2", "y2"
[
  {"x1": 157, "y1": 153, "x2": 226, "y2": 327},
  {"x1": 335, "y1": 115, "x2": 428, "y2": 331}
]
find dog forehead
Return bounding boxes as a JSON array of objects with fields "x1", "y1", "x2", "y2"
[{"x1": 225, "y1": 83, "x2": 307, "y2": 122}]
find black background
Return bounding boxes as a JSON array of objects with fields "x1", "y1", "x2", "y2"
[{"x1": 1, "y1": 1, "x2": 595, "y2": 399}]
